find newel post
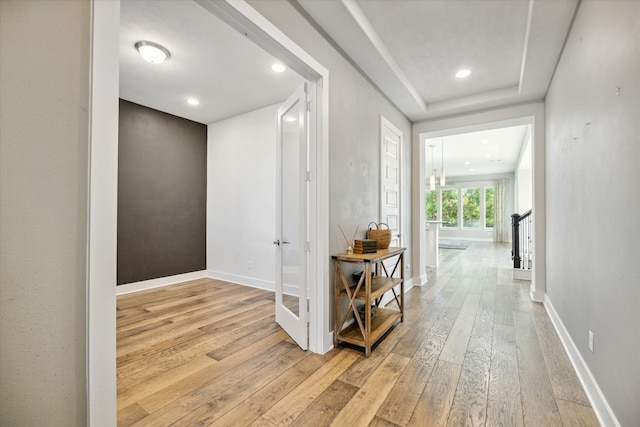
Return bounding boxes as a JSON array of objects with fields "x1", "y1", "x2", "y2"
[{"x1": 512, "y1": 213, "x2": 521, "y2": 269}]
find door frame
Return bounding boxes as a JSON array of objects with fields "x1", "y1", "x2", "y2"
[{"x1": 88, "y1": 0, "x2": 329, "y2": 423}]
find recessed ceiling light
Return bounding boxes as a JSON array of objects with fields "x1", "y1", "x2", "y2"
[
  {"x1": 187, "y1": 97, "x2": 200, "y2": 106},
  {"x1": 485, "y1": 153, "x2": 492, "y2": 158},
  {"x1": 455, "y1": 68, "x2": 472, "y2": 78},
  {"x1": 135, "y1": 40, "x2": 170, "y2": 64},
  {"x1": 271, "y1": 63, "x2": 286, "y2": 73},
  {"x1": 464, "y1": 161, "x2": 471, "y2": 165},
  {"x1": 481, "y1": 139, "x2": 488, "y2": 144}
]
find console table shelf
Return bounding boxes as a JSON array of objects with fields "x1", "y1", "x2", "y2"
[{"x1": 332, "y1": 247, "x2": 405, "y2": 356}]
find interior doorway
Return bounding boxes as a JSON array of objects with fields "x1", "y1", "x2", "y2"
[
  {"x1": 88, "y1": 1, "x2": 329, "y2": 423},
  {"x1": 416, "y1": 117, "x2": 534, "y2": 280}
]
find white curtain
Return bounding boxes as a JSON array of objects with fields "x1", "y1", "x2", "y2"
[{"x1": 493, "y1": 179, "x2": 509, "y2": 242}]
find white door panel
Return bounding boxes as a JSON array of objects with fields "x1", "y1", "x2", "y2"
[
  {"x1": 381, "y1": 117, "x2": 403, "y2": 249},
  {"x1": 275, "y1": 84, "x2": 308, "y2": 350}
]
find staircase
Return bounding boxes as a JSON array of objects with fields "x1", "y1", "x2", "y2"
[{"x1": 512, "y1": 210, "x2": 532, "y2": 280}]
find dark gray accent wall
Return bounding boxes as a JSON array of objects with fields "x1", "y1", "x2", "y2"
[{"x1": 118, "y1": 99, "x2": 207, "y2": 285}]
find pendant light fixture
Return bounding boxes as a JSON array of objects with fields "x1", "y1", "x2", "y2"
[
  {"x1": 429, "y1": 145, "x2": 436, "y2": 191},
  {"x1": 440, "y1": 137, "x2": 446, "y2": 186}
]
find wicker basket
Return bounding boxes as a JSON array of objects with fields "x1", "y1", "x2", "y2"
[{"x1": 366, "y1": 222, "x2": 391, "y2": 249}]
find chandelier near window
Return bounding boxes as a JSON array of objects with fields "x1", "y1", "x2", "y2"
[
  {"x1": 429, "y1": 145, "x2": 436, "y2": 191},
  {"x1": 440, "y1": 137, "x2": 446, "y2": 186}
]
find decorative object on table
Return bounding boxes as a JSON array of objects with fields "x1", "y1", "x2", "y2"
[
  {"x1": 353, "y1": 239, "x2": 378, "y2": 254},
  {"x1": 352, "y1": 269, "x2": 374, "y2": 285},
  {"x1": 338, "y1": 224, "x2": 359, "y2": 255},
  {"x1": 357, "y1": 303, "x2": 376, "y2": 325},
  {"x1": 366, "y1": 222, "x2": 391, "y2": 249}
]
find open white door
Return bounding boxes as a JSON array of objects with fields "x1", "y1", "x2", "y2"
[{"x1": 275, "y1": 84, "x2": 308, "y2": 350}]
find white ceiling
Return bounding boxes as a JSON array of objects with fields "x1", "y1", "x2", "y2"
[
  {"x1": 119, "y1": 0, "x2": 304, "y2": 125},
  {"x1": 425, "y1": 125, "x2": 530, "y2": 178},
  {"x1": 119, "y1": 0, "x2": 578, "y2": 177}
]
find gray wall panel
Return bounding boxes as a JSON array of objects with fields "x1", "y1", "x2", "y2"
[{"x1": 118, "y1": 100, "x2": 206, "y2": 285}]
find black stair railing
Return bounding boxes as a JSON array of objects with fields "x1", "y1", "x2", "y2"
[{"x1": 512, "y1": 210, "x2": 532, "y2": 270}]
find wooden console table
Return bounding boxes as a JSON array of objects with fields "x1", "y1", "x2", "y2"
[{"x1": 332, "y1": 247, "x2": 405, "y2": 356}]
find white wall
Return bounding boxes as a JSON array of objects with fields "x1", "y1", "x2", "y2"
[
  {"x1": 0, "y1": 1, "x2": 91, "y2": 424},
  {"x1": 516, "y1": 130, "x2": 533, "y2": 213},
  {"x1": 545, "y1": 2, "x2": 640, "y2": 425},
  {"x1": 207, "y1": 104, "x2": 279, "y2": 290}
]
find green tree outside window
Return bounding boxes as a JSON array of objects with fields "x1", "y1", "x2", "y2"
[
  {"x1": 462, "y1": 188, "x2": 481, "y2": 227},
  {"x1": 442, "y1": 189, "x2": 458, "y2": 227},
  {"x1": 425, "y1": 190, "x2": 438, "y2": 221}
]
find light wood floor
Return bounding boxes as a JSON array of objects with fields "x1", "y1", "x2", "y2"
[{"x1": 117, "y1": 242, "x2": 599, "y2": 426}]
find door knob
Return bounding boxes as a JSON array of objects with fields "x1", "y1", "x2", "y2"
[{"x1": 273, "y1": 240, "x2": 280, "y2": 246}]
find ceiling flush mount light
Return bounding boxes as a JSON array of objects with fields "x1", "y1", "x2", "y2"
[
  {"x1": 455, "y1": 68, "x2": 472, "y2": 79},
  {"x1": 271, "y1": 63, "x2": 286, "y2": 73},
  {"x1": 135, "y1": 40, "x2": 171, "y2": 64},
  {"x1": 187, "y1": 97, "x2": 199, "y2": 106}
]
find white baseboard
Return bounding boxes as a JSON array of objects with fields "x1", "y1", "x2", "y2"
[
  {"x1": 513, "y1": 268, "x2": 531, "y2": 281},
  {"x1": 325, "y1": 331, "x2": 334, "y2": 354},
  {"x1": 544, "y1": 296, "x2": 621, "y2": 427},
  {"x1": 207, "y1": 270, "x2": 275, "y2": 292},
  {"x1": 404, "y1": 277, "x2": 414, "y2": 291},
  {"x1": 116, "y1": 270, "x2": 208, "y2": 295},
  {"x1": 418, "y1": 272, "x2": 428, "y2": 286}
]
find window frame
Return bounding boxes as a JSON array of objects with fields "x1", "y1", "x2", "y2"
[{"x1": 425, "y1": 181, "x2": 496, "y2": 231}]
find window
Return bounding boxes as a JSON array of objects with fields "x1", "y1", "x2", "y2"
[
  {"x1": 462, "y1": 188, "x2": 481, "y2": 228},
  {"x1": 425, "y1": 190, "x2": 438, "y2": 221},
  {"x1": 425, "y1": 183, "x2": 497, "y2": 230},
  {"x1": 441, "y1": 189, "x2": 458, "y2": 227},
  {"x1": 485, "y1": 187, "x2": 495, "y2": 228}
]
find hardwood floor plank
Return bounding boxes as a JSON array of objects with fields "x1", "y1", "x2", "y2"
[
  {"x1": 332, "y1": 353, "x2": 410, "y2": 426},
  {"x1": 407, "y1": 360, "x2": 462, "y2": 427},
  {"x1": 207, "y1": 320, "x2": 282, "y2": 360},
  {"x1": 486, "y1": 323, "x2": 524, "y2": 427},
  {"x1": 376, "y1": 333, "x2": 444, "y2": 425},
  {"x1": 513, "y1": 310, "x2": 563, "y2": 426},
  {"x1": 209, "y1": 365, "x2": 313, "y2": 427},
  {"x1": 261, "y1": 349, "x2": 361, "y2": 425},
  {"x1": 117, "y1": 298, "x2": 273, "y2": 356},
  {"x1": 531, "y1": 303, "x2": 592, "y2": 406},
  {"x1": 117, "y1": 328, "x2": 207, "y2": 368},
  {"x1": 446, "y1": 291, "x2": 494, "y2": 427},
  {"x1": 289, "y1": 379, "x2": 359, "y2": 427},
  {"x1": 438, "y1": 293, "x2": 481, "y2": 365},
  {"x1": 391, "y1": 286, "x2": 453, "y2": 358},
  {"x1": 117, "y1": 355, "x2": 216, "y2": 409},
  {"x1": 369, "y1": 416, "x2": 402, "y2": 427},
  {"x1": 168, "y1": 343, "x2": 308, "y2": 426},
  {"x1": 556, "y1": 399, "x2": 600, "y2": 427},
  {"x1": 117, "y1": 403, "x2": 148, "y2": 427},
  {"x1": 493, "y1": 285, "x2": 515, "y2": 327},
  {"x1": 117, "y1": 330, "x2": 216, "y2": 381},
  {"x1": 136, "y1": 330, "x2": 289, "y2": 414},
  {"x1": 338, "y1": 320, "x2": 408, "y2": 388},
  {"x1": 132, "y1": 340, "x2": 298, "y2": 426}
]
